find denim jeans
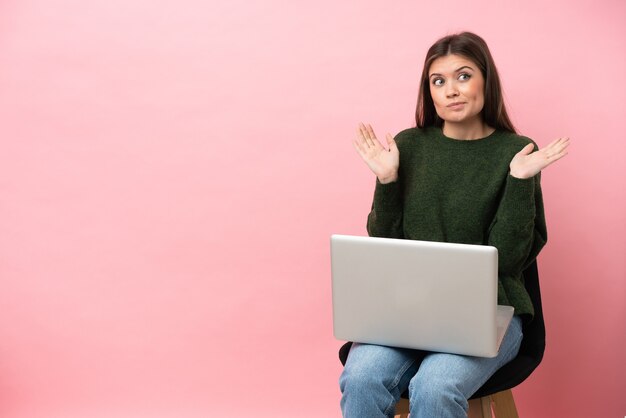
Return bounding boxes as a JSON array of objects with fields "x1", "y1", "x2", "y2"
[{"x1": 339, "y1": 316, "x2": 523, "y2": 418}]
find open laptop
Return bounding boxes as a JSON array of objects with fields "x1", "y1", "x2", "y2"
[{"x1": 330, "y1": 234, "x2": 514, "y2": 358}]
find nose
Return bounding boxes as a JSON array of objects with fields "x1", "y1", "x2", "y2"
[{"x1": 445, "y1": 81, "x2": 459, "y2": 98}]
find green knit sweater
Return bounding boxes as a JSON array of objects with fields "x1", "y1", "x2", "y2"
[{"x1": 367, "y1": 127, "x2": 547, "y2": 319}]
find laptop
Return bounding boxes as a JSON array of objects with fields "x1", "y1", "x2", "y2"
[{"x1": 330, "y1": 234, "x2": 514, "y2": 358}]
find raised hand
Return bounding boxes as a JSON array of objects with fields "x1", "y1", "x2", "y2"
[
  {"x1": 509, "y1": 137, "x2": 570, "y2": 179},
  {"x1": 353, "y1": 123, "x2": 399, "y2": 184}
]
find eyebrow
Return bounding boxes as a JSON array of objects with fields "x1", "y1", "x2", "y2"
[{"x1": 429, "y1": 65, "x2": 475, "y2": 78}]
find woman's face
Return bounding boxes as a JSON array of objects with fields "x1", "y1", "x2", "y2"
[{"x1": 428, "y1": 54, "x2": 485, "y2": 126}]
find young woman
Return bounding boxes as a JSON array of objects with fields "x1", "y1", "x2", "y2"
[{"x1": 340, "y1": 32, "x2": 569, "y2": 418}]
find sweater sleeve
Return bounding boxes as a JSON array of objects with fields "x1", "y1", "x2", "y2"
[
  {"x1": 366, "y1": 179, "x2": 404, "y2": 238},
  {"x1": 487, "y1": 171, "x2": 547, "y2": 279}
]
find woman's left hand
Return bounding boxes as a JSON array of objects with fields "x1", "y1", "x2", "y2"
[{"x1": 509, "y1": 137, "x2": 570, "y2": 179}]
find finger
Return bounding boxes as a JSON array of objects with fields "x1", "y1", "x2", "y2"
[
  {"x1": 357, "y1": 122, "x2": 366, "y2": 140},
  {"x1": 357, "y1": 124, "x2": 371, "y2": 149},
  {"x1": 547, "y1": 137, "x2": 570, "y2": 157},
  {"x1": 557, "y1": 137, "x2": 570, "y2": 148},
  {"x1": 386, "y1": 133, "x2": 397, "y2": 152},
  {"x1": 353, "y1": 139, "x2": 366, "y2": 157},
  {"x1": 552, "y1": 138, "x2": 570, "y2": 154},
  {"x1": 544, "y1": 150, "x2": 568, "y2": 166},
  {"x1": 366, "y1": 124, "x2": 384, "y2": 150},
  {"x1": 366, "y1": 124, "x2": 380, "y2": 148},
  {"x1": 359, "y1": 122, "x2": 369, "y2": 137},
  {"x1": 366, "y1": 124, "x2": 377, "y2": 139},
  {"x1": 359, "y1": 123, "x2": 376, "y2": 148},
  {"x1": 517, "y1": 143, "x2": 535, "y2": 155},
  {"x1": 544, "y1": 136, "x2": 569, "y2": 151},
  {"x1": 545, "y1": 137, "x2": 570, "y2": 159}
]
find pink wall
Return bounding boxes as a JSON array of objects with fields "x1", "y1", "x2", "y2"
[{"x1": 1, "y1": 1, "x2": 624, "y2": 417}]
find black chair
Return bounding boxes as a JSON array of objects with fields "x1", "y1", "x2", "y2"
[{"x1": 338, "y1": 260, "x2": 545, "y2": 418}]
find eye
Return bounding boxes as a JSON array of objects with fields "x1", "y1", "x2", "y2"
[
  {"x1": 458, "y1": 73, "x2": 472, "y2": 81},
  {"x1": 432, "y1": 78, "x2": 444, "y2": 86}
]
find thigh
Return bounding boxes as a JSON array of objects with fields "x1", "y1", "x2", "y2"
[
  {"x1": 342, "y1": 343, "x2": 423, "y2": 394},
  {"x1": 411, "y1": 316, "x2": 524, "y2": 398}
]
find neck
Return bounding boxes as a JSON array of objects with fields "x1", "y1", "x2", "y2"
[{"x1": 442, "y1": 119, "x2": 495, "y2": 140}]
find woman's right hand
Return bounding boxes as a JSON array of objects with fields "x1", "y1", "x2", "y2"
[{"x1": 353, "y1": 123, "x2": 399, "y2": 184}]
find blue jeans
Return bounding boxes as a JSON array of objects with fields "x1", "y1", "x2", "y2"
[{"x1": 339, "y1": 316, "x2": 523, "y2": 418}]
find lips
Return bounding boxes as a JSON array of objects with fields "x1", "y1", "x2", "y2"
[{"x1": 447, "y1": 102, "x2": 466, "y2": 108}]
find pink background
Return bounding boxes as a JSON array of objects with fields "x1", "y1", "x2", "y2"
[{"x1": 1, "y1": 0, "x2": 624, "y2": 417}]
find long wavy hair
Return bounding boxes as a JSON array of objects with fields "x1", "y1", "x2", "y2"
[{"x1": 415, "y1": 32, "x2": 517, "y2": 134}]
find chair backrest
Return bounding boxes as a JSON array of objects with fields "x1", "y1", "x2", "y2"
[{"x1": 338, "y1": 260, "x2": 546, "y2": 399}]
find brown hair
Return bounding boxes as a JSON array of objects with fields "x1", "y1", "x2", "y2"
[{"x1": 415, "y1": 32, "x2": 517, "y2": 134}]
